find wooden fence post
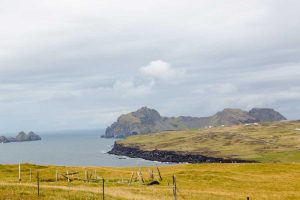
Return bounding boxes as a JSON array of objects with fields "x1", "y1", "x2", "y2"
[
  {"x1": 157, "y1": 166, "x2": 162, "y2": 181},
  {"x1": 29, "y1": 168, "x2": 32, "y2": 182},
  {"x1": 128, "y1": 172, "x2": 134, "y2": 186},
  {"x1": 67, "y1": 171, "x2": 70, "y2": 182},
  {"x1": 135, "y1": 171, "x2": 139, "y2": 182},
  {"x1": 149, "y1": 169, "x2": 154, "y2": 180},
  {"x1": 173, "y1": 175, "x2": 176, "y2": 200},
  {"x1": 37, "y1": 171, "x2": 40, "y2": 196},
  {"x1": 18, "y1": 163, "x2": 21, "y2": 182},
  {"x1": 102, "y1": 178, "x2": 105, "y2": 200},
  {"x1": 84, "y1": 170, "x2": 87, "y2": 182},
  {"x1": 56, "y1": 170, "x2": 58, "y2": 182},
  {"x1": 138, "y1": 170, "x2": 144, "y2": 185}
]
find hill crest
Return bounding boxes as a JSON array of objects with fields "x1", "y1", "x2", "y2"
[{"x1": 104, "y1": 107, "x2": 286, "y2": 138}]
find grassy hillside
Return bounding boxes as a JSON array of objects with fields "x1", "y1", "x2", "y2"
[
  {"x1": 0, "y1": 163, "x2": 300, "y2": 199},
  {"x1": 119, "y1": 120, "x2": 300, "y2": 162}
]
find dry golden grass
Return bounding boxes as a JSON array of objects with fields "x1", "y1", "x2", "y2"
[{"x1": 1, "y1": 163, "x2": 300, "y2": 199}]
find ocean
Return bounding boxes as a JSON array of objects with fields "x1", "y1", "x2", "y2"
[{"x1": 0, "y1": 130, "x2": 168, "y2": 167}]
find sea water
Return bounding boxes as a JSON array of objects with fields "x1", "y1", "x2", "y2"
[{"x1": 0, "y1": 130, "x2": 168, "y2": 166}]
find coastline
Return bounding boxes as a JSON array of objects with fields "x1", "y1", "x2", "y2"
[{"x1": 108, "y1": 142, "x2": 256, "y2": 163}]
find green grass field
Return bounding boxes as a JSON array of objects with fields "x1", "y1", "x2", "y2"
[
  {"x1": 1, "y1": 163, "x2": 300, "y2": 199},
  {"x1": 119, "y1": 120, "x2": 300, "y2": 162}
]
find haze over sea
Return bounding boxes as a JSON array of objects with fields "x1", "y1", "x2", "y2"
[{"x1": 0, "y1": 130, "x2": 166, "y2": 166}]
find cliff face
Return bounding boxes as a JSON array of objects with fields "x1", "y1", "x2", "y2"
[
  {"x1": 0, "y1": 131, "x2": 41, "y2": 143},
  {"x1": 105, "y1": 107, "x2": 166, "y2": 138},
  {"x1": 104, "y1": 107, "x2": 287, "y2": 138}
]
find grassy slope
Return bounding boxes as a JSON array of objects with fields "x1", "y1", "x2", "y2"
[
  {"x1": 119, "y1": 120, "x2": 300, "y2": 162},
  {"x1": 0, "y1": 163, "x2": 300, "y2": 200}
]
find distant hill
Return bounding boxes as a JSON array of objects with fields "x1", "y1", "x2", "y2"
[
  {"x1": 0, "y1": 131, "x2": 41, "y2": 143},
  {"x1": 104, "y1": 107, "x2": 286, "y2": 138},
  {"x1": 110, "y1": 120, "x2": 300, "y2": 163}
]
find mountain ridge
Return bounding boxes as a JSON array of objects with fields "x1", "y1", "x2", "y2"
[{"x1": 104, "y1": 107, "x2": 286, "y2": 138}]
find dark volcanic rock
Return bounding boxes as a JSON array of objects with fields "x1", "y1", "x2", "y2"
[
  {"x1": 108, "y1": 142, "x2": 256, "y2": 163},
  {"x1": 104, "y1": 107, "x2": 286, "y2": 138}
]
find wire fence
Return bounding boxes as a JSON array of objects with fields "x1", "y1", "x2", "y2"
[{"x1": 10, "y1": 163, "x2": 251, "y2": 200}]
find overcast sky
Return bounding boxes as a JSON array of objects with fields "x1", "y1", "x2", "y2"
[{"x1": 0, "y1": 0, "x2": 299, "y2": 133}]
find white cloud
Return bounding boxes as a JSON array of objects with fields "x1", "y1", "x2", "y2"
[{"x1": 140, "y1": 60, "x2": 186, "y2": 80}]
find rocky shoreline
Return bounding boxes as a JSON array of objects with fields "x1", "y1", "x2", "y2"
[{"x1": 108, "y1": 142, "x2": 256, "y2": 163}]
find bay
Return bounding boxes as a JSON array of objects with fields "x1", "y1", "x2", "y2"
[{"x1": 0, "y1": 130, "x2": 168, "y2": 167}]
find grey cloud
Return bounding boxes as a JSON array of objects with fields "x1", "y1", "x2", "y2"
[{"x1": 0, "y1": 0, "x2": 299, "y2": 132}]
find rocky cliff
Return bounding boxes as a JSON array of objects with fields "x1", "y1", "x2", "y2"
[
  {"x1": 0, "y1": 131, "x2": 41, "y2": 143},
  {"x1": 104, "y1": 107, "x2": 286, "y2": 138},
  {"x1": 108, "y1": 142, "x2": 256, "y2": 163}
]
